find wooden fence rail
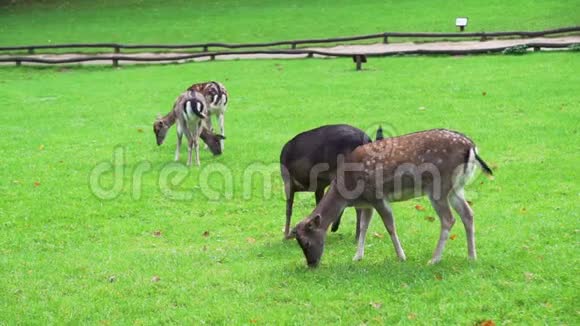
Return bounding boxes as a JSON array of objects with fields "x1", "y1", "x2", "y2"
[
  {"x1": 1, "y1": 42, "x2": 577, "y2": 67},
  {"x1": 0, "y1": 26, "x2": 578, "y2": 54}
]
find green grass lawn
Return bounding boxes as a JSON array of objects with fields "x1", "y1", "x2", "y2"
[
  {"x1": 1, "y1": 0, "x2": 579, "y2": 47},
  {"x1": 0, "y1": 52, "x2": 578, "y2": 324}
]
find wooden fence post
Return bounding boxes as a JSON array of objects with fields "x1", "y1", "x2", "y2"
[
  {"x1": 352, "y1": 55, "x2": 367, "y2": 71},
  {"x1": 383, "y1": 35, "x2": 389, "y2": 44},
  {"x1": 113, "y1": 59, "x2": 119, "y2": 67},
  {"x1": 114, "y1": 46, "x2": 120, "y2": 53},
  {"x1": 28, "y1": 48, "x2": 34, "y2": 54}
]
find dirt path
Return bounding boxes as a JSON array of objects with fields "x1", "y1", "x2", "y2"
[{"x1": 1, "y1": 36, "x2": 578, "y2": 66}]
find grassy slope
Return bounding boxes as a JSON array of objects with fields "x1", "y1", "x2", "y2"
[
  {"x1": 0, "y1": 0, "x2": 579, "y2": 46},
  {"x1": 0, "y1": 53, "x2": 579, "y2": 324}
]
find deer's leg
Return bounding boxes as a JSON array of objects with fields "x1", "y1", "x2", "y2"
[
  {"x1": 184, "y1": 127, "x2": 194, "y2": 166},
  {"x1": 284, "y1": 186, "x2": 295, "y2": 239},
  {"x1": 449, "y1": 190, "x2": 476, "y2": 260},
  {"x1": 187, "y1": 137, "x2": 194, "y2": 166},
  {"x1": 355, "y1": 208, "x2": 362, "y2": 242},
  {"x1": 203, "y1": 117, "x2": 213, "y2": 150},
  {"x1": 429, "y1": 196, "x2": 456, "y2": 264},
  {"x1": 175, "y1": 124, "x2": 183, "y2": 161},
  {"x1": 374, "y1": 200, "x2": 406, "y2": 261},
  {"x1": 218, "y1": 112, "x2": 225, "y2": 150},
  {"x1": 353, "y1": 208, "x2": 373, "y2": 261}
]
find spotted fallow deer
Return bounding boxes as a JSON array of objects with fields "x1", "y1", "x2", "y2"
[{"x1": 293, "y1": 129, "x2": 493, "y2": 267}]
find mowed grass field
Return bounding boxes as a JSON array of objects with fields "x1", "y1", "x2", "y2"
[
  {"x1": 1, "y1": 0, "x2": 579, "y2": 46},
  {"x1": 1, "y1": 52, "x2": 579, "y2": 324}
]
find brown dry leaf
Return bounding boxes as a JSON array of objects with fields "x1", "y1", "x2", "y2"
[
  {"x1": 152, "y1": 230, "x2": 162, "y2": 237},
  {"x1": 33, "y1": 181, "x2": 41, "y2": 187},
  {"x1": 450, "y1": 234, "x2": 457, "y2": 240},
  {"x1": 407, "y1": 313, "x2": 417, "y2": 320},
  {"x1": 151, "y1": 275, "x2": 160, "y2": 282},
  {"x1": 478, "y1": 320, "x2": 496, "y2": 326},
  {"x1": 373, "y1": 232, "x2": 384, "y2": 239},
  {"x1": 520, "y1": 207, "x2": 527, "y2": 214},
  {"x1": 39, "y1": 144, "x2": 45, "y2": 150},
  {"x1": 370, "y1": 302, "x2": 382, "y2": 309},
  {"x1": 482, "y1": 91, "x2": 487, "y2": 96},
  {"x1": 246, "y1": 237, "x2": 256, "y2": 244},
  {"x1": 434, "y1": 273, "x2": 443, "y2": 281},
  {"x1": 137, "y1": 128, "x2": 144, "y2": 133},
  {"x1": 13, "y1": 180, "x2": 20, "y2": 184},
  {"x1": 249, "y1": 319, "x2": 257, "y2": 324},
  {"x1": 202, "y1": 231, "x2": 210, "y2": 237},
  {"x1": 424, "y1": 216, "x2": 435, "y2": 222},
  {"x1": 415, "y1": 204, "x2": 425, "y2": 211}
]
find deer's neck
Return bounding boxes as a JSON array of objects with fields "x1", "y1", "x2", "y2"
[
  {"x1": 163, "y1": 110, "x2": 177, "y2": 126},
  {"x1": 315, "y1": 184, "x2": 349, "y2": 231}
]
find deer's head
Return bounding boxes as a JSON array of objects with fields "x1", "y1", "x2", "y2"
[{"x1": 294, "y1": 214, "x2": 326, "y2": 268}]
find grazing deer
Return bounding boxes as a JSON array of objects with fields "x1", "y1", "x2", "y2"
[
  {"x1": 293, "y1": 129, "x2": 493, "y2": 267},
  {"x1": 280, "y1": 124, "x2": 374, "y2": 239},
  {"x1": 187, "y1": 81, "x2": 228, "y2": 150},
  {"x1": 153, "y1": 90, "x2": 225, "y2": 166}
]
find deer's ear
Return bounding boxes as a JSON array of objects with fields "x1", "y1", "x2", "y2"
[{"x1": 307, "y1": 214, "x2": 321, "y2": 230}]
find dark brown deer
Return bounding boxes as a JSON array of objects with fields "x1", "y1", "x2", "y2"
[
  {"x1": 294, "y1": 129, "x2": 493, "y2": 267},
  {"x1": 280, "y1": 124, "x2": 374, "y2": 239}
]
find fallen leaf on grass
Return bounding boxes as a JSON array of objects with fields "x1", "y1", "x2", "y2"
[
  {"x1": 482, "y1": 91, "x2": 487, "y2": 96},
  {"x1": 520, "y1": 207, "x2": 527, "y2": 214},
  {"x1": 108, "y1": 275, "x2": 116, "y2": 283},
  {"x1": 373, "y1": 232, "x2": 384, "y2": 239},
  {"x1": 370, "y1": 302, "x2": 382, "y2": 309},
  {"x1": 543, "y1": 302, "x2": 552, "y2": 309},
  {"x1": 407, "y1": 313, "x2": 417, "y2": 320},
  {"x1": 39, "y1": 144, "x2": 45, "y2": 150},
  {"x1": 478, "y1": 320, "x2": 495, "y2": 326},
  {"x1": 13, "y1": 180, "x2": 20, "y2": 184},
  {"x1": 137, "y1": 128, "x2": 143, "y2": 133},
  {"x1": 202, "y1": 231, "x2": 210, "y2": 237},
  {"x1": 524, "y1": 272, "x2": 535, "y2": 282},
  {"x1": 424, "y1": 216, "x2": 435, "y2": 222},
  {"x1": 152, "y1": 230, "x2": 162, "y2": 237},
  {"x1": 450, "y1": 234, "x2": 457, "y2": 240},
  {"x1": 249, "y1": 319, "x2": 257, "y2": 324},
  {"x1": 151, "y1": 275, "x2": 160, "y2": 282},
  {"x1": 246, "y1": 237, "x2": 256, "y2": 244},
  {"x1": 434, "y1": 273, "x2": 443, "y2": 281},
  {"x1": 415, "y1": 204, "x2": 425, "y2": 211},
  {"x1": 33, "y1": 181, "x2": 41, "y2": 187}
]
